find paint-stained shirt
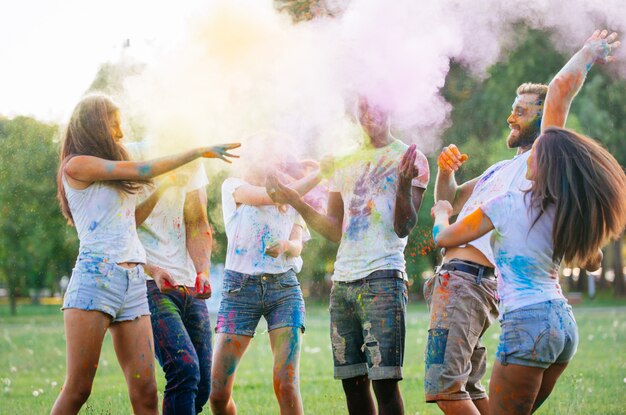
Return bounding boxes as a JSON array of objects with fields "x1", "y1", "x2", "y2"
[
  {"x1": 63, "y1": 175, "x2": 146, "y2": 264},
  {"x1": 127, "y1": 143, "x2": 209, "y2": 287},
  {"x1": 456, "y1": 152, "x2": 532, "y2": 266},
  {"x1": 329, "y1": 139, "x2": 429, "y2": 282},
  {"x1": 222, "y1": 178, "x2": 308, "y2": 275},
  {"x1": 481, "y1": 191, "x2": 564, "y2": 313}
]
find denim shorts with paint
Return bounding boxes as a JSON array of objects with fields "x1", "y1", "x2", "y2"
[
  {"x1": 497, "y1": 299, "x2": 578, "y2": 369},
  {"x1": 329, "y1": 269, "x2": 408, "y2": 381},
  {"x1": 215, "y1": 269, "x2": 305, "y2": 337},
  {"x1": 62, "y1": 256, "x2": 150, "y2": 322},
  {"x1": 423, "y1": 266, "x2": 498, "y2": 402}
]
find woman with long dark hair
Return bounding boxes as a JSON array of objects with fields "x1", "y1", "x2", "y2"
[
  {"x1": 431, "y1": 127, "x2": 626, "y2": 415},
  {"x1": 51, "y1": 94, "x2": 239, "y2": 415}
]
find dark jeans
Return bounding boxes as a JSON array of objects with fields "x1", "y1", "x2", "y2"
[{"x1": 147, "y1": 280, "x2": 212, "y2": 415}]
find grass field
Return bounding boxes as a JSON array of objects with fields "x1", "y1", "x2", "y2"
[{"x1": 1, "y1": 301, "x2": 625, "y2": 414}]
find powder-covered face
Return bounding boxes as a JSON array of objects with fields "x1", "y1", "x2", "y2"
[
  {"x1": 357, "y1": 98, "x2": 390, "y2": 143},
  {"x1": 244, "y1": 163, "x2": 272, "y2": 186},
  {"x1": 109, "y1": 110, "x2": 124, "y2": 143},
  {"x1": 506, "y1": 93, "x2": 543, "y2": 149}
]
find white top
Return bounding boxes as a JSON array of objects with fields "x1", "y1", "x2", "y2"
[
  {"x1": 126, "y1": 143, "x2": 209, "y2": 287},
  {"x1": 329, "y1": 139, "x2": 430, "y2": 282},
  {"x1": 456, "y1": 152, "x2": 532, "y2": 266},
  {"x1": 222, "y1": 178, "x2": 308, "y2": 275},
  {"x1": 63, "y1": 175, "x2": 146, "y2": 264},
  {"x1": 481, "y1": 191, "x2": 564, "y2": 314}
]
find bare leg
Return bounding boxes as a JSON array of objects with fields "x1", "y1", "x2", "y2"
[
  {"x1": 489, "y1": 361, "x2": 543, "y2": 415},
  {"x1": 532, "y1": 362, "x2": 568, "y2": 413},
  {"x1": 51, "y1": 309, "x2": 110, "y2": 415},
  {"x1": 109, "y1": 316, "x2": 158, "y2": 415},
  {"x1": 474, "y1": 397, "x2": 490, "y2": 415},
  {"x1": 436, "y1": 400, "x2": 482, "y2": 415},
  {"x1": 342, "y1": 375, "x2": 375, "y2": 415},
  {"x1": 372, "y1": 379, "x2": 404, "y2": 415},
  {"x1": 269, "y1": 327, "x2": 303, "y2": 415},
  {"x1": 209, "y1": 333, "x2": 252, "y2": 415}
]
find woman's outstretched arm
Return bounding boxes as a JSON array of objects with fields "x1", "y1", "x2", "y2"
[
  {"x1": 64, "y1": 144, "x2": 240, "y2": 183},
  {"x1": 431, "y1": 201, "x2": 494, "y2": 248}
]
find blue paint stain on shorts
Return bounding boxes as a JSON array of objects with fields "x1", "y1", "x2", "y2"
[{"x1": 426, "y1": 328, "x2": 448, "y2": 366}]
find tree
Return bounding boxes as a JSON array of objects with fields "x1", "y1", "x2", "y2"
[{"x1": 0, "y1": 117, "x2": 78, "y2": 314}]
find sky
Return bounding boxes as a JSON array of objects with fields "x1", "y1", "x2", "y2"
[
  {"x1": 0, "y1": 0, "x2": 207, "y2": 122},
  {"x1": 2, "y1": 0, "x2": 625, "y2": 157}
]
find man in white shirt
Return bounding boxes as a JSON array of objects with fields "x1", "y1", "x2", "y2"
[
  {"x1": 128, "y1": 143, "x2": 213, "y2": 415},
  {"x1": 426, "y1": 29, "x2": 619, "y2": 415},
  {"x1": 266, "y1": 96, "x2": 430, "y2": 415}
]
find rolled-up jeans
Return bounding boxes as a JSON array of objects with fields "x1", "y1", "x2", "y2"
[{"x1": 329, "y1": 269, "x2": 408, "y2": 381}]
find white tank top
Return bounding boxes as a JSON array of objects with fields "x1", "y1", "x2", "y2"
[{"x1": 63, "y1": 175, "x2": 146, "y2": 263}]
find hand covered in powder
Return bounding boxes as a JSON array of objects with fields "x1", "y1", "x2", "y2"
[
  {"x1": 195, "y1": 272, "x2": 212, "y2": 299},
  {"x1": 583, "y1": 29, "x2": 620, "y2": 64},
  {"x1": 199, "y1": 143, "x2": 241, "y2": 163},
  {"x1": 398, "y1": 144, "x2": 421, "y2": 188},
  {"x1": 265, "y1": 240, "x2": 286, "y2": 258},
  {"x1": 431, "y1": 200, "x2": 453, "y2": 219},
  {"x1": 266, "y1": 173, "x2": 300, "y2": 205},
  {"x1": 148, "y1": 265, "x2": 177, "y2": 293},
  {"x1": 437, "y1": 144, "x2": 468, "y2": 173}
]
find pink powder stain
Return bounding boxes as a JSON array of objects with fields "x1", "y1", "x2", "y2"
[{"x1": 227, "y1": 310, "x2": 237, "y2": 333}]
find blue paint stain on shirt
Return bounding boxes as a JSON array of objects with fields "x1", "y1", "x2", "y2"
[
  {"x1": 88, "y1": 221, "x2": 98, "y2": 231},
  {"x1": 496, "y1": 254, "x2": 538, "y2": 290}
]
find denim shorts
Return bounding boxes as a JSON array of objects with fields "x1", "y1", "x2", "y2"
[
  {"x1": 497, "y1": 299, "x2": 578, "y2": 369},
  {"x1": 423, "y1": 265, "x2": 498, "y2": 402},
  {"x1": 62, "y1": 257, "x2": 150, "y2": 322},
  {"x1": 329, "y1": 270, "x2": 408, "y2": 381},
  {"x1": 215, "y1": 269, "x2": 305, "y2": 337}
]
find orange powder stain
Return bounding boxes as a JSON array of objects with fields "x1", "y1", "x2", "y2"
[
  {"x1": 232, "y1": 338, "x2": 242, "y2": 351},
  {"x1": 460, "y1": 209, "x2": 484, "y2": 232},
  {"x1": 273, "y1": 363, "x2": 296, "y2": 397}
]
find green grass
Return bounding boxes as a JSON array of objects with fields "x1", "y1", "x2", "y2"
[{"x1": 1, "y1": 302, "x2": 625, "y2": 414}]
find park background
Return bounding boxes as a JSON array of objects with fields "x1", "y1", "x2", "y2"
[{"x1": 1, "y1": 0, "x2": 625, "y2": 414}]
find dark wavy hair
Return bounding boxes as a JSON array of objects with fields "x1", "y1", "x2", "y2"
[
  {"x1": 56, "y1": 94, "x2": 146, "y2": 225},
  {"x1": 529, "y1": 127, "x2": 626, "y2": 264}
]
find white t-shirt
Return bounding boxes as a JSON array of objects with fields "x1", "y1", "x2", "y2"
[
  {"x1": 126, "y1": 143, "x2": 209, "y2": 287},
  {"x1": 330, "y1": 139, "x2": 430, "y2": 282},
  {"x1": 456, "y1": 152, "x2": 532, "y2": 266},
  {"x1": 222, "y1": 178, "x2": 308, "y2": 275},
  {"x1": 481, "y1": 191, "x2": 564, "y2": 314},
  {"x1": 63, "y1": 175, "x2": 146, "y2": 264}
]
